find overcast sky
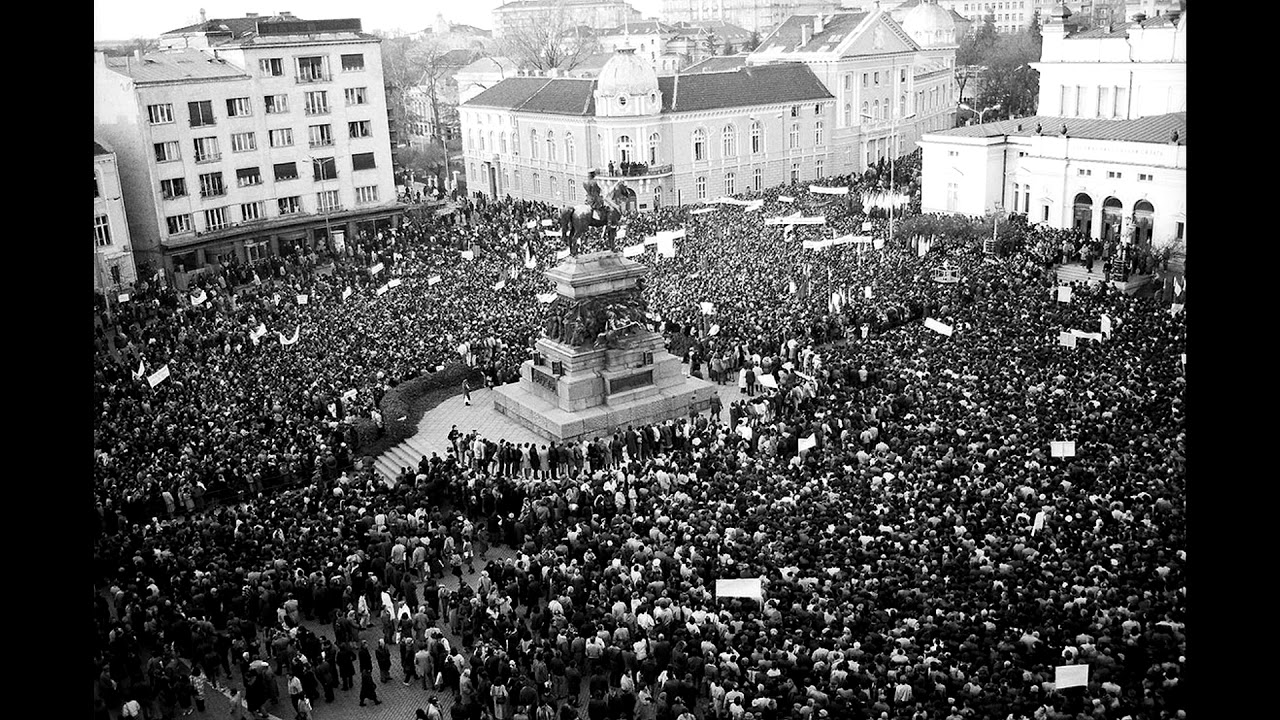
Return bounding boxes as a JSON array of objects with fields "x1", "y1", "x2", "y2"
[{"x1": 95, "y1": 0, "x2": 667, "y2": 41}]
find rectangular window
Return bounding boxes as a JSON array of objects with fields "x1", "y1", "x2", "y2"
[
  {"x1": 316, "y1": 189, "x2": 341, "y2": 212},
  {"x1": 203, "y1": 207, "x2": 229, "y2": 231},
  {"x1": 188, "y1": 100, "x2": 215, "y2": 127},
  {"x1": 225, "y1": 97, "x2": 253, "y2": 117},
  {"x1": 1107, "y1": 171, "x2": 1121, "y2": 179},
  {"x1": 1075, "y1": 85, "x2": 1085, "y2": 116},
  {"x1": 351, "y1": 152, "x2": 377, "y2": 171},
  {"x1": 160, "y1": 177, "x2": 187, "y2": 200},
  {"x1": 236, "y1": 167, "x2": 262, "y2": 187},
  {"x1": 1138, "y1": 173, "x2": 1153, "y2": 182},
  {"x1": 259, "y1": 58, "x2": 284, "y2": 77},
  {"x1": 725, "y1": 172, "x2": 735, "y2": 196},
  {"x1": 344, "y1": 87, "x2": 368, "y2": 105},
  {"x1": 94, "y1": 172, "x2": 99, "y2": 198},
  {"x1": 948, "y1": 150, "x2": 959, "y2": 157},
  {"x1": 844, "y1": 74, "x2": 851, "y2": 91},
  {"x1": 1175, "y1": 222, "x2": 1184, "y2": 240},
  {"x1": 789, "y1": 123, "x2": 799, "y2": 149},
  {"x1": 1114, "y1": 87, "x2": 1126, "y2": 117},
  {"x1": 816, "y1": 158, "x2": 824, "y2": 179},
  {"x1": 304, "y1": 91, "x2": 330, "y2": 115},
  {"x1": 900, "y1": 69, "x2": 906, "y2": 83},
  {"x1": 193, "y1": 137, "x2": 220, "y2": 164},
  {"x1": 93, "y1": 215, "x2": 111, "y2": 247},
  {"x1": 1060, "y1": 85, "x2": 1069, "y2": 115},
  {"x1": 862, "y1": 73, "x2": 868, "y2": 87},
  {"x1": 166, "y1": 214, "x2": 193, "y2": 234},
  {"x1": 753, "y1": 167, "x2": 762, "y2": 191},
  {"x1": 1042, "y1": 205, "x2": 1050, "y2": 222},
  {"x1": 355, "y1": 185, "x2": 379, "y2": 204},
  {"x1": 273, "y1": 162, "x2": 298, "y2": 181},
  {"x1": 1077, "y1": 168, "x2": 1091, "y2": 176},
  {"x1": 308, "y1": 124, "x2": 334, "y2": 148},
  {"x1": 230, "y1": 132, "x2": 257, "y2": 153},
  {"x1": 340, "y1": 54, "x2": 365, "y2": 72},
  {"x1": 147, "y1": 103, "x2": 174, "y2": 124},
  {"x1": 874, "y1": 72, "x2": 880, "y2": 85},
  {"x1": 277, "y1": 196, "x2": 301, "y2": 214},
  {"x1": 790, "y1": 162, "x2": 800, "y2": 184},
  {"x1": 240, "y1": 201, "x2": 265, "y2": 222},
  {"x1": 815, "y1": 121, "x2": 824, "y2": 146},
  {"x1": 297, "y1": 56, "x2": 328, "y2": 83},
  {"x1": 513, "y1": 170, "x2": 521, "y2": 190},
  {"x1": 198, "y1": 172, "x2": 225, "y2": 198},
  {"x1": 348, "y1": 120, "x2": 372, "y2": 138},
  {"x1": 790, "y1": 105, "x2": 799, "y2": 117},
  {"x1": 696, "y1": 176, "x2": 706, "y2": 199},
  {"x1": 265, "y1": 94, "x2": 289, "y2": 114},
  {"x1": 269, "y1": 128, "x2": 294, "y2": 148},
  {"x1": 312, "y1": 156, "x2": 338, "y2": 181}
]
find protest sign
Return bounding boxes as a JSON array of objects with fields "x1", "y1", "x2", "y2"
[
  {"x1": 296, "y1": 294, "x2": 308, "y2": 305},
  {"x1": 342, "y1": 287, "x2": 352, "y2": 301},
  {"x1": 809, "y1": 185, "x2": 848, "y2": 195},
  {"x1": 758, "y1": 373, "x2": 778, "y2": 389},
  {"x1": 427, "y1": 275, "x2": 442, "y2": 286},
  {"x1": 778, "y1": 196, "x2": 795, "y2": 203},
  {"x1": 924, "y1": 318, "x2": 953, "y2": 337},
  {"x1": 798, "y1": 435, "x2": 816, "y2": 452},
  {"x1": 1050, "y1": 441, "x2": 1077, "y2": 457},
  {"x1": 699, "y1": 302, "x2": 715, "y2": 315},
  {"x1": 623, "y1": 244, "x2": 645, "y2": 257},
  {"x1": 556, "y1": 249, "x2": 571, "y2": 260},
  {"x1": 147, "y1": 365, "x2": 171, "y2": 388},
  {"x1": 715, "y1": 578, "x2": 762, "y2": 601},
  {"x1": 461, "y1": 250, "x2": 474, "y2": 260},
  {"x1": 864, "y1": 286, "x2": 873, "y2": 299},
  {"x1": 1057, "y1": 286, "x2": 1072, "y2": 303},
  {"x1": 190, "y1": 288, "x2": 207, "y2": 307},
  {"x1": 1058, "y1": 332, "x2": 1077, "y2": 348},
  {"x1": 375, "y1": 284, "x2": 389, "y2": 296},
  {"x1": 1054, "y1": 665, "x2": 1089, "y2": 689},
  {"x1": 388, "y1": 278, "x2": 402, "y2": 289},
  {"x1": 117, "y1": 293, "x2": 130, "y2": 303},
  {"x1": 544, "y1": 230, "x2": 562, "y2": 238},
  {"x1": 370, "y1": 262, "x2": 384, "y2": 276}
]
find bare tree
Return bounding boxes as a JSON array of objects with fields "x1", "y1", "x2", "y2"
[{"x1": 497, "y1": 1, "x2": 599, "y2": 73}]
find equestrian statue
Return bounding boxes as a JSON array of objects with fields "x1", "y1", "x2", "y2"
[{"x1": 559, "y1": 170, "x2": 625, "y2": 256}]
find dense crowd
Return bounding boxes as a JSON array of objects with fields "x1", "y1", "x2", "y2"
[{"x1": 94, "y1": 161, "x2": 1187, "y2": 720}]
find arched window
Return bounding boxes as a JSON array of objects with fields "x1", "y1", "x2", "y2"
[
  {"x1": 900, "y1": 94, "x2": 906, "y2": 117},
  {"x1": 653, "y1": 185, "x2": 662, "y2": 209},
  {"x1": 753, "y1": 167, "x2": 762, "y2": 191},
  {"x1": 513, "y1": 170, "x2": 520, "y2": 190},
  {"x1": 567, "y1": 176, "x2": 575, "y2": 201},
  {"x1": 479, "y1": 132, "x2": 485, "y2": 151},
  {"x1": 788, "y1": 122, "x2": 799, "y2": 149},
  {"x1": 750, "y1": 121, "x2": 762, "y2": 154},
  {"x1": 617, "y1": 135, "x2": 633, "y2": 163},
  {"x1": 565, "y1": 133, "x2": 575, "y2": 164},
  {"x1": 695, "y1": 175, "x2": 706, "y2": 199},
  {"x1": 814, "y1": 120, "x2": 824, "y2": 146},
  {"x1": 722, "y1": 124, "x2": 737, "y2": 157},
  {"x1": 533, "y1": 173, "x2": 540, "y2": 193},
  {"x1": 500, "y1": 132, "x2": 508, "y2": 154},
  {"x1": 692, "y1": 128, "x2": 706, "y2": 161},
  {"x1": 530, "y1": 129, "x2": 539, "y2": 159},
  {"x1": 648, "y1": 133, "x2": 660, "y2": 165},
  {"x1": 862, "y1": 101, "x2": 869, "y2": 120},
  {"x1": 550, "y1": 174, "x2": 558, "y2": 199},
  {"x1": 546, "y1": 131, "x2": 556, "y2": 161},
  {"x1": 844, "y1": 103, "x2": 851, "y2": 126}
]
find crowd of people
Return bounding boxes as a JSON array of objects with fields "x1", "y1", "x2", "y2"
[{"x1": 94, "y1": 160, "x2": 1187, "y2": 720}]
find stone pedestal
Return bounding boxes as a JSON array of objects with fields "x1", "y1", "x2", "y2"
[{"x1": 493, "y1": 251, "x2": 716, "y2": 442}]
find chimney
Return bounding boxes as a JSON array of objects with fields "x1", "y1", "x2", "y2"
[
  {"x1": 199, "y1": 7, "x2": 207, "y2": 23},
  {"x1": 814, "y1": 15, "x2": 824, "y2": 35},
  {"x1": 135, "y1": 48, "x2": 143, "y2": 62},
  {"x1": 801, "y1": 22, "x2": 812, "y2": 46}
]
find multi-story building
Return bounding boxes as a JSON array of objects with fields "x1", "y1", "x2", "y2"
[
  {"x1": 93, "y1": 16, "x2": 403, "y2": 277},
  {"x1": 94, "y1": 140, "x2": 139, "y2": 290},
  {"x1": 946, "y1": 0, "x2": 1036, "y2": 33},
  {"x1": 460, "y1": 49, "x2": 835, "y2": 211},
  {"x1": 1031, "y1": 5, "x2": 1185, "y2": 119},
  {"x1": 746, "y1": 7, "x2": 959, "y2": 172},
  {"x1": 492, "y1": 0, "x2": 645, "y2": 38},
  {"x1": 660, "y1": 0, "x2": 840, "y2": 35}
]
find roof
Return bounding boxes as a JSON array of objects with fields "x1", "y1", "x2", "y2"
[
  {"x1": 755, "y1": 12, "x2": 869, "y2": 53},
  {"x1": 658, "y1": 63, "x2": 832, "y2": 113},
  {"x1": 464, "y1": 62, "x2": 832, "y2": 115},
  {"x1": 927, "y1": 113, "x2": 1187, "y2": 145},
  {"x1": 1067, "y1": 15, "x2": 1177, "y2": 39},
  {"x1": 440, "y1": 48, "x2": 483, "y2": 67},
  {"x1": 682, "y1": 55, "x2": 749, "y2": 73},
  {"x1": 456, "y1": 56, "x2": 519, "y2": 76},
  {"x1": 162, "y1": 16, "x2": 271, "y2": 37},
  {"x1": 669, "y1": 20, "x2": 754, "y2": 42},
  {"x1": 94, "y1": 140, "x2": 112, "y2": 157},
  {"x1": 104, "y1": 49, "x2": 251, "y2": 83},
  {"x1": 598, "y1": 20, "x2": 674, "y2": 36}
]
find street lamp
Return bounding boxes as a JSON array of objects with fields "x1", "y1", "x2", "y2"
[
  {"x1": 959, "y1": 102, "x2": 1001, "y2": 124},
  {"x1": 308, "y1": 155, "x2": 336, "y2": 255},
  {"x1": 861, "y1": 108, "x2": 916, "y2": 240}
]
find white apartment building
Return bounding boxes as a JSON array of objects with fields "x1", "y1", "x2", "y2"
[
  {"x1": 93, "y1": 16, "x2": 402, "y2": 276},
  {"x1": 492, "y1": 0, "x2": 644, "y2": 37},
  {"x1": 661, "y1": 0, "x2": 841, "y2": 34},
  {"x1": 94, "y1": 140, "x2": 139, "y2": 290}
]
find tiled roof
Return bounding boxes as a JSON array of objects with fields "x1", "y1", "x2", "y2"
[
  {"x1": 599, "y1": 20, "x2": 674, "y2": 36},
  {"x1": 94, "y1": 140, "x2": 112, "y2": 157},
  {"x1": 464, "y1": 62, "x2": 832, "y2": 115},
  {"x1": 682, "y1": 56, "x2": 748, "y2": 74},
  {"x1": 104, "y1": 49, "x2": 251, "y2": 83},
  {"x1": 669, "y1": 20, "x2": 754, "y2": 41},
  {"x1": 440, "y1": 48, "x2": 483, "y2": 67},
  {"x1": 1066, "y1": 15, "x2": 1176, "y2": 39},
  {"x1": 162, "y1": 16, "x2": 269, "y2": 37},
  {"x1": 464, "y1": 77, "x2": 597, "y2": 116},
  {"x1": 927, "y1": 113, "x2": 1187, "y2": 145},
  {"x1": 456, "y1": 56, "x2": 519, "y2": 76},
  {"x1": 755, "y1": 12, "x2": 869, "y2": 53},
  {"x1": 658, "y1": 63, "x2": 832, "y2": 112}
]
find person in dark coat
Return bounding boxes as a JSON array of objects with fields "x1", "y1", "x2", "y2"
[
  {"x1": 375, "y1": 639, "x2": 393, "y2": 682},
  {"x1": 358, "y1": 668, "x2": 383, "y2": 706},
  {"x1": 337, "y1": 643, "x2": 356, "y2": 691},
  {"x1": 314, "y1": 655, "x2": 337, "y2": 703},
  {"x1": 358, "y1": 639, "x2": 375, "y2": 678}
]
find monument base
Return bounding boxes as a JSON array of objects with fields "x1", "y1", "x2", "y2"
[{"x1": 493, "y1": 372, "x2": 716, "y2": 443}]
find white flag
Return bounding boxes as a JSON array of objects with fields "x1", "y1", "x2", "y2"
[
  {"x1": 146, "y1": 364, "x2": 171, "y2": 388},
  {"x1": 1057, "y1": 286, "x2": 1072, "y2": 303},
  {"x1": 342, "y1": 286, "x2": 352, "y2": 301},
  {"x1": 699, "y1": 302, "x2": 715, "y2": 315},
  {"x1": 190, "y1": 288, "x2": 207, "y2": 306},
  {"x1": 278, "y1": 326, "x2": 300, "y2": 346},
  {"x1": 798, "y1": 435, "x2": 816, "y2": 452},
  {"x1": 133, "y1": 359, "x2": 145, "y2": 381}
]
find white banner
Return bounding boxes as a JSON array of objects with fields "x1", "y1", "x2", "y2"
[
  {"x1": 427, "y1": 275, "x2": 442, "y2": 286},
  {"x1": 657, "y1": 236, "x2": 676, "y2": 259},
  {"x1": 461, "y1": 250, "x2": 474, "y2": 260},
  {"x1": 791, "y1": 216, "x2": 827, "y2": 225},
  {"x1": 1057, "y1": 286, "x2": 1072, "y2": 303},
  {"x1": 691, "y1": 207, "x2": 718, "y2": 215},
  {"x1": 537, "y1": 292, "x2": 558, "y2": 303},
  {"x1": 622, "y1": 244, "x2": 645, "y2": 257},
  {"x1": 1070, "y1": 329, "x2": 1103, "y2": 342},
  {"x1": 1054, "y1": 664, "x2": 1089, "y2": 689},
  {"x1": 1058, "y1": 332, "x2": 1077, "y2": 348},
  {"x1": 1050, "y1": 441, "x2": 1077, "y2": 457},
  {"x1": 342, "y1": 286, "x2": 352, "y2": 301},
  {"x1": 765, "y1": 212, "x2": 802, "y2": 226},
  {"x1": 524, "y1": 220, "x2": 537, "y2": 229},
  {"x1": 370, "y1": 262, "x2": 384, "y2": 276},
  {"x1": 117, "y1": 293, "x2": 130, "y2": 303},
  {"x1": 388, "y1": 278, "x2": 402, "y2": 289},
  {"x1": 544, "y1": 230, "x2": 562, "y2": 238},
  {"x1": 778, "y1": 196, "x2": 795, "y2": 203},
  {"x1": 296, "y1": 294, "x2": 308, "y2": 305},
  {"x1": 541, "y1": 219, "x2": 555, "y2": 227},
  {"x1": 873, "y1": 238, "x2": 885, "y2": 250},
  {"x1": 132, "y1": 359, "x2": 145, "y2": 381},
  {"x1": 808, "y1": 185, "x2": 849, "y2": 195},
  {"x1": 758, "y1": 373, "x2": 778, "y2": 389},
  {"x1": 376, "y1": 284, "x2": 389, "y2": 296},
  {"x1": 744, "y1": 200, "x2": 764, "y2": 212},
  {"x1": 924, "y1": 318, "x2": 953, "y2": 337},
  {"x1": 279, "y1": 326, "x2": 300, "y2": 346},
  {"x1": 556, "y1": 249, "x2": 571, "y2": 260},
  {"x1": 1170, "y1": 303, "x2": 1184, "y2": 315},
  {"x1": 146, "y1": 364, "x2": 171, "y2": 388},
  {"x1": 715, "y1": 578, "x2": 762, "y2": 601},
  {"x1": 798, "y1": 434, "x2": 816, "y2": 452},
  {"x1": 700, "y1": 302, "x2": 715, "y2": 315},
  {"x1": 190, "y1": 288, "x2": 207, "y2": 307},
  {"x1": 249, "y1": 323, "x2": 268, "y2": 343}
]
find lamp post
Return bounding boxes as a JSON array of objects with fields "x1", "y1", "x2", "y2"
[
  {"x1": 959, "y1": 102, "x2": 1001, "y2": 124},
  {"x1": 308, "y1": 155, "x2": 336, "y2": 255},
  {"x1": 861, "y1": 107, "x2": 916, "y2": 241}
]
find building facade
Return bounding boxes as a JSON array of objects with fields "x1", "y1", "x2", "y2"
[
  {"x1": 943, "y1": 0, "x2": 1036, "y2": 33},
  {"x1": 746, "y1": 8, "x2": 959, "y2": 172},
  {"x1": 1030, "y1": 7, "x2": 1185, "y2": 120},
  {"x1": 919, "y1": 113, "x2": 1185, "y2": 249},
  {"x1": 660, "y1": 0, "x2": 840, "y2": 35},
  {"x1": 94, "y1": 141, "x2": 140, "y2": 290},
  {"x1": 460, "y1": 50, "x2": 835, "y2": 210},
  {"x1": 492, "y1": 0, "x2": 645, "y2": 37},
  {"x1": 93, "y1": 17, "x2": 403, "y2": 277}
]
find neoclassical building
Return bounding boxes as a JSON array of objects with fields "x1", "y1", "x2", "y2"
[{"x1": 460, "y1": 49, "x2": 836, "y2": 211}]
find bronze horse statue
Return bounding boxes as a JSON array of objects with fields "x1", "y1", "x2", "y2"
[{"x1": 558, "y1": 202, "x2": 622, "y2": 256}]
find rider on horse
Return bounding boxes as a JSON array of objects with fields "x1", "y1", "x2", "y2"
[{"x1": 562, "y1": 170, "x2": 626, "y2": 255}]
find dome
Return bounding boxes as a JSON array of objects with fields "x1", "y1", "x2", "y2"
[
  {"x1": 902, "y1": 0, "x2": 958, "y2": 47},
  {"x1": 597, "y1": 48, "x2": 658, "y2": 98}
]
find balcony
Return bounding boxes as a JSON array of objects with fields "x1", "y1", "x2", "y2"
[
  {"x1": 317, "y1": 204, "x2": 344, "y2": 214},
  {"x1": 309, "y1": 139, "x2": 335, "y2": 148},
  {"x1": 296, "y1": 72, "x2": 332, "y2": 84},
  {"x1": 200, "y1": 189, "x2": 226, "y2": 199},
  {"x1": 598, "y1": 162, "x2": 673, "y2": 181},
  {"x1": 194, "y1": 153, "x2": 222, "y2": 165},
  {"x1": 304, "y1": 106, "x2": 331, "y2": 117}
]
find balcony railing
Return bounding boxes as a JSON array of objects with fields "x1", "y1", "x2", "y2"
[
  {"x1": 200, "y1": 188, "x2": 226, "y2": 199},
  {"x1": 304, "y1": 106, "x2": 331, "y2": 116},
  {"x1": 309, "y1": 139, "x2": 335, "y2": 148},
  {"x1": 194, "y1": 153, "x2": 222, "y2": 164},
  {"x1": 318, "y1": 204, "x2": 344, "y2": 214},
  {"x1": 296, "y1": 72, "x2": 332, "y2": 84},
  {"x1": 599, "y1": 163, "x2": 673, "y2": 180}
]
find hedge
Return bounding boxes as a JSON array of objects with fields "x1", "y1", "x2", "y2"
[{"x1": 376, "y1": 364, "x2": 486, "y2": 448}]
